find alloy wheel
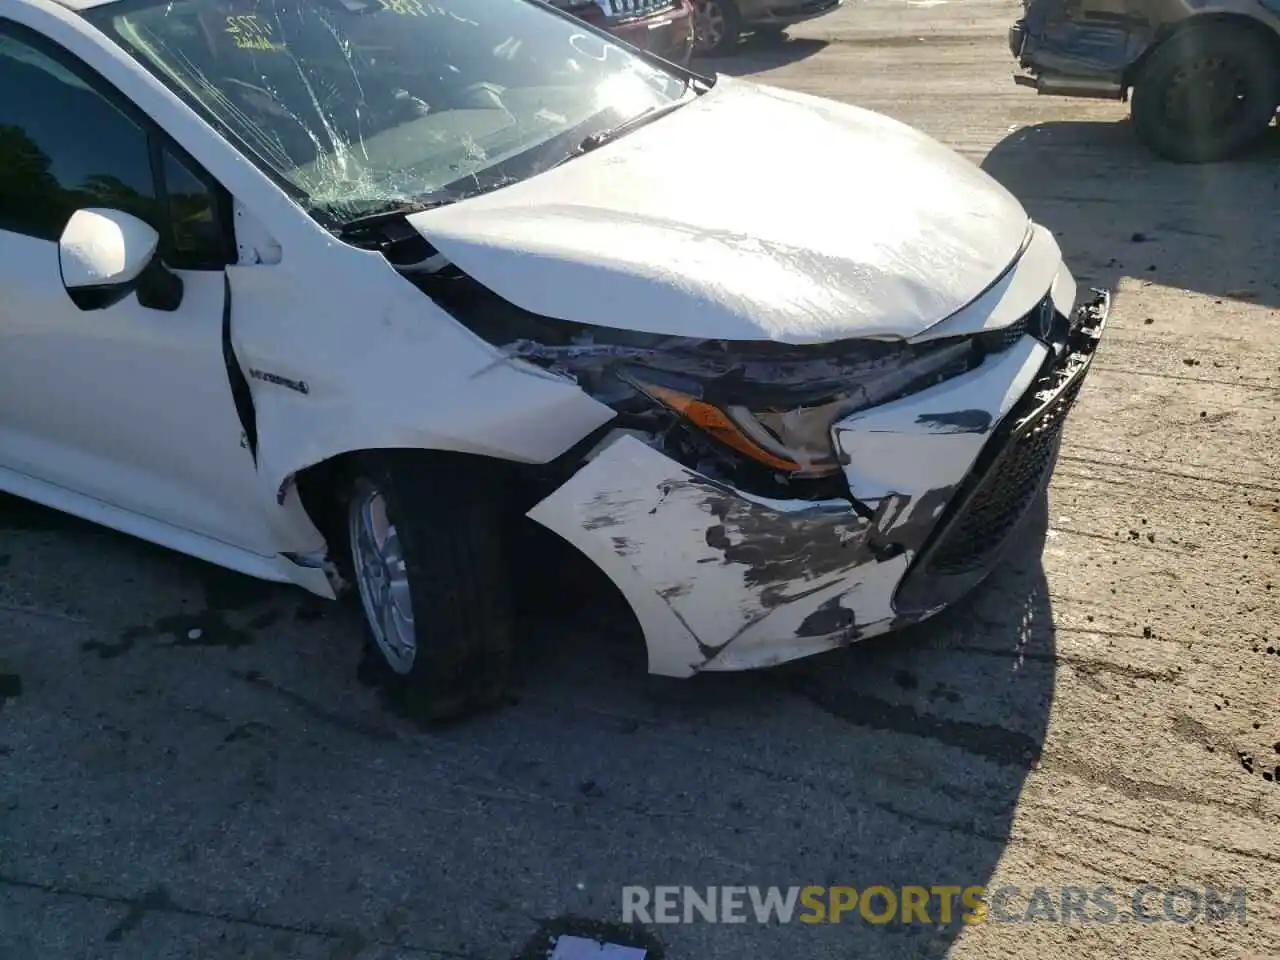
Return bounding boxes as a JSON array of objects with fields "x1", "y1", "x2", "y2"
[
  {"x1": 349, "y1": 483, "x2": 417, "y2": 674},
  {"x1": 692, "y1": 0, "x2": 727, "y2": 54}
]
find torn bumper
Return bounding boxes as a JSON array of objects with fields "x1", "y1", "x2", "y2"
[
  {"x1": 1009, "y1": 19, "x2": 1026, "y2": 59},
  {"x1": 1010, "y1": 6, "x2": 1141, "y2": 99},
  {"x1": 528, "y1": 290, "x2": 1110, "y2": 678}
]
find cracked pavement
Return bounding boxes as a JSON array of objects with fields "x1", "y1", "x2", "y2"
[{"x1": 2, "y1": 1, "x2": 1279, "y2": 957}]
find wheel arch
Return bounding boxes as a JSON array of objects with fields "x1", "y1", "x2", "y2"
[
  {"x1": 1124, "y1": 11, "x2": 1280, "y2": 89},
  {"x1": 290, "y1": 445, "x2": 527, "y2": 570},
  {"x1": 289, "y1": 445, "x2": 648, "y2": 661}
]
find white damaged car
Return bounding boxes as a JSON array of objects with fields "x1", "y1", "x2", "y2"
[{"x1": 0, "y1": 0, "x2": 1108, "y2": 717}]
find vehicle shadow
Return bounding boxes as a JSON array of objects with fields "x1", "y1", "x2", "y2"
[
  {"x1": 981, "y1": 119, "x2": 1280, "y2": 309},
  {"x1": 0, "y1": 486, "x2": 1053, "y2": 960},
  {"x1": 693, "y1": 34, "x2": 829, "y2": 77}
]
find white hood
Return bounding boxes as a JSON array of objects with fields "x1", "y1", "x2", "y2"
[{"x1": 406, "y1": 78, "x2": 1030, "y2": 345}]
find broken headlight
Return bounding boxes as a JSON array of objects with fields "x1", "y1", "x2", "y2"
[{"x1": 625, "y1": 337, "x2": 976, "y2": 478}]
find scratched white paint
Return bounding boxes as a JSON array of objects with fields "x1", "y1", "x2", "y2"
[
  {"x1": 548, "y1": 936, "x2": 646, "y2": 960},
  {"x1": 834, "y1": 338, "x2": 1048, "y2": 501},
  {"x1": 528, "y1": 435, "x2": 759, "y2": 677},
  {"x1": 530, "y1": 434, "x2": 930, "y2": 676},
  {"x1": 700, "y1": 552, "x2": 915, "y2": 672}
]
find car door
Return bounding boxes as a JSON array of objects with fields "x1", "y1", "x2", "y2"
[{"x1": 0, "y1": 23, "x2": 277, "y2": 557}]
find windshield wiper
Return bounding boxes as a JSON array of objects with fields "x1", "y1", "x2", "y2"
[
  {"x1": 334, "y1": 174, "x2": 527, "y2": 234},
  {"x1": 575, "y1": 97, "x2": 693, "y2": 155}
]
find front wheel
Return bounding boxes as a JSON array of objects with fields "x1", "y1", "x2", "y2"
[
  {"x1": 1130, "y1": 23, "x2": 1280, "y2": 163},
  {"x1": 345, "y1": 453, "x2": 514, "y2": 721},
  {"x1": 692, "y1": 0, "x2": 743, "y2": 56}
]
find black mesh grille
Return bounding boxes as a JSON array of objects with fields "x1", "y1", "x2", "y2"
[
  {"x1": 979, "y1": 294, "x2": 1056, "y2": 356},
  {"x1": 925, "y1": 373, "x2": 1084, "y2": 576},
  {"x1": 991, "y1": 314, "x2": 1030, "y2": 352}
]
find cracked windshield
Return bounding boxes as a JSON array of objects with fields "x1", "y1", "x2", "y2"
[{"x1": 90, "y1": 0, "x2": 688, "y2": 222}]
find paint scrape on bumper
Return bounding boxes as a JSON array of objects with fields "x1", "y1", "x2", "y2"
[{"x1": 526, "y1": 433, "x2": 891, "y2": 677}]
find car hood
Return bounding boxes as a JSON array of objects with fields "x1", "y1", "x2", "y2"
[{"x1": 405, "y1": 77, "x2": 1030, "y2": 345}]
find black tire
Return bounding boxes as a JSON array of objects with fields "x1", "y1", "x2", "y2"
[
  {"x1": 344, "y1": 452, "x2": 514, "y2": 722},
  {"x1": 1130, "y1": 22, "x2": 1280, "y2": 163},
  {"x1": 693, "y1": 0, "x2": 743, "y2": 56}
]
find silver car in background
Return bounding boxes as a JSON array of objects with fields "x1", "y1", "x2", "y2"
[{"x1": 692, "y1": 0, "x2": 841, "y2": 55}]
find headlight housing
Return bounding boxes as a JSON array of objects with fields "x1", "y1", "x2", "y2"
[{"x1": 625, "y1": 337, "x2": 975, "y2": 478}]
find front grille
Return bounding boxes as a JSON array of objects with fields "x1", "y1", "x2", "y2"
[
  {"x1": 991, "y1": 314, "x2": 1030, "y2": 352},
  {"x1": 926, "y1": 374, "x2": 1082, "y2": 574},
  {"x1": 601, "y1": 0, "x2": 678, "y2": 19},
  {"x1": 977, "y1": 295, "x2": 1056, "y2": 356}
]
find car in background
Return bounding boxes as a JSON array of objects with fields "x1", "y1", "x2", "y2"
[
  {"x1": 692, "y1": 0, "x2": 842, "y2": 56},
  {"x1": 1010, "y1": 0, "x2": 1280, "y2": 162},
  {"x1": 551, "y1": 0, "x2": 696, "y2": 65}
]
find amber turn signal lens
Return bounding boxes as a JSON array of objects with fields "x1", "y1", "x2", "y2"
[{"x1": 643, "y1": 384, "x2": 803, "y2": 473}]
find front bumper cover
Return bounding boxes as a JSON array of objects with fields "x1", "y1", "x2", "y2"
[{"x1": 527, "y1": 289, "x2": 1109, "y2": 678}]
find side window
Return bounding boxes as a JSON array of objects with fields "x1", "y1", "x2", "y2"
[
  {"x1": 0, "y1": 29, "x2": 228, "y2": 269},
  {"x1": 161, "y1": 147, "x2": 226, "y2": 269},
  {"x1": 0, "y1": 35, "x2": 158, "y2": 241}
]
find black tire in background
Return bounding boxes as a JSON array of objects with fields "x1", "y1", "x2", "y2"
[
  {"x1": 345, "y1": 452, "x2": 514, "y2": 722},
  {"x1": 1130, "y1": 22, "x2": 1280, "y2": 163},
  {"x1": 693, "y1": 0, "x2": 743, "y2": 56}
]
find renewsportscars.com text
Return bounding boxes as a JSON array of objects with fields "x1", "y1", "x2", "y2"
[{"x1": 621, "y1": 885, "x2": 1248, "y2": 925}]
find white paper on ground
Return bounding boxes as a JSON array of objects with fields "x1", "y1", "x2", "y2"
[{"x1": 547, "y1": 935, "x2": 647, "y2": 960}]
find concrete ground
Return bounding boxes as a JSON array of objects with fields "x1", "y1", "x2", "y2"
[{"x1": 2, "y1": 1, "x2": 1279, "y2": 957}]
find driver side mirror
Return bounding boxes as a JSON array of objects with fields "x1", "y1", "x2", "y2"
[{"x1": 58, "y1": 208, "x2": 184, "y2": 313}]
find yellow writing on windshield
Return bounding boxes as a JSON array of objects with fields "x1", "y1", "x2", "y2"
[
  {"x1": 224, "y1": 15, "x2": 286, "y2": 51},
  {"x1": 375, "y1": 0, "x2": 436, "y2": 16}
]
